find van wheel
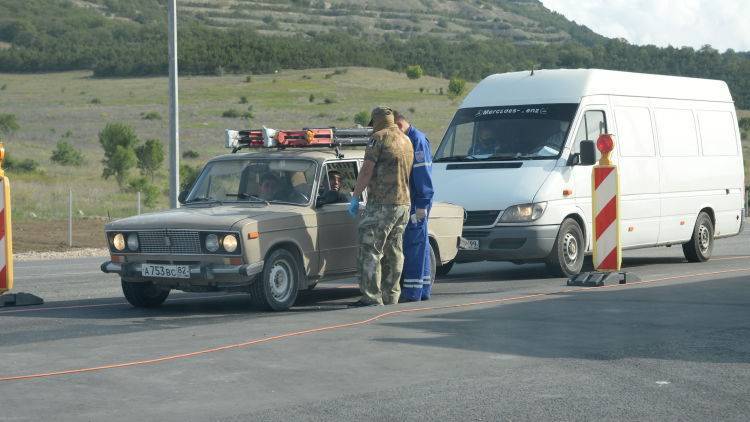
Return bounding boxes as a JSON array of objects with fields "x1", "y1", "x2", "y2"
[
  {"x1": 250, "y1": 248, "x2": 301, "y2": 311},
  {"x1": 545, "y1": 219, "x2": 584, "y2": 277},
  {"x1": 121, "y1": 280, "x2": 170, "y2": 308},
  {"x1": 683, "y1": 212, "x2": 714, "y2": 262},
  {"x1": 436, "y1": 260, "x2": 454, "y2": 277}
]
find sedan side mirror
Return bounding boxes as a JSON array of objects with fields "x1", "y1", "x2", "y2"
[
  {"x1": 178, "y1": 189, "x2": 189, "y2": 204},
  {"x1": 579, "y1": 140, "x2": 597, "y2": 166}
]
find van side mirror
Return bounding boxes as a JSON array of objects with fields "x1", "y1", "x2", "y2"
[
  {"x1": 579, "y1": 140, "x2": 596, "y2": 166},
  {"x1": 178, "y1": 189, "x2": 189, "y2": 204}
]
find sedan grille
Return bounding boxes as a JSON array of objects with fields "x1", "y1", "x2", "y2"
[
  {"x1": 464, "y1": 210, "x2": 501, "y2": 227},
  {"x1": 138, "y1": 230, "x2": 202, "y2": 255}
]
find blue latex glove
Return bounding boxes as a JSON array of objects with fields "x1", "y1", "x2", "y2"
[{"x1": 347, "y1": 197, "x2": 359, "y2": 217}]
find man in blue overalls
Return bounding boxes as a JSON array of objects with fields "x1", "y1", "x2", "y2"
[{"x1": 395, "y1": 111, "x2": 435, "y2": 301}]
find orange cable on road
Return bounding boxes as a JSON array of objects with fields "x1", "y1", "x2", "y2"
[{"x1": 1, "y1": 265, "x2": 750, "y2": 382}]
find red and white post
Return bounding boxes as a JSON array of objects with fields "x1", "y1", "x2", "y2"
[{"x1": 592, "y1": 134, "x2": 621, "y2": 272}]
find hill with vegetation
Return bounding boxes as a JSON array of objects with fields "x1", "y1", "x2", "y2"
[{"x1": 1, "y1": 0, "x2": 750, "y2": 107}]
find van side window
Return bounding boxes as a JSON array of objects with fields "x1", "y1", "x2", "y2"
[
  {"x1": 573, "y1": 110, "x2": 607, "y2": 152},
  {"x1": 698, "y1": 111, "x2": 738, "y2": 156},
  {"x1": 615, "y1": 106, "x2": 656, "y2": 157},
  {"x1": 655, "y1": 108, "x2": 698, "y2": 157}
]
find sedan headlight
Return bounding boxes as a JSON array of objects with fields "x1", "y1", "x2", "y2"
[
  {"x1": 112, "y1": 233, "x2": 126, "y2": 251},
  {"x1": 499, "y1": 202, "x2": 547, "y2": 223},
  {"x1": 222, "y1": 234, "x2": 238, "y2": 253},
  {"x1": 205, "y1": 234, "x2": 220, "y2": 252},
  {"x1": 127, "y1": 233, "x2": 139, "y2": 251}
]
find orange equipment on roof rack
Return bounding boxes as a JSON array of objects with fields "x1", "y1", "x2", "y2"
[{"x1": 225, "y1": 126, "x2": 373, "y2": 153}]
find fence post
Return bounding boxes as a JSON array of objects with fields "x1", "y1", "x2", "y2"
[
  {"x1": 137, "y1": 191, "x2": 141, "y2": 215},
  {"x1": 68, "y1": 189, "x2": 73, "y2": 247}
]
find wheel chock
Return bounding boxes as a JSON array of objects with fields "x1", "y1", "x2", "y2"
[
  {"x1": 0, "y1": 292, "x2": 44, "y2": 307},
  {"x1": 567, "y1": 271, "x2": 628, "y2": 287}
]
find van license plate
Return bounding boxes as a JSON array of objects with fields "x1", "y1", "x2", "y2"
[
  {"x1": 459, "y1": 238, "x2": 480, "y2": 250},
  {"x1": 142, "y1": 264, "x2": 190, "y2": 279}
]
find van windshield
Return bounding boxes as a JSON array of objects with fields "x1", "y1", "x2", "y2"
[{"x1": 434, "y1": 104, "x2": 578, "y2": 161}]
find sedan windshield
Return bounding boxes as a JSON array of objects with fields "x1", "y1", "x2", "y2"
[
  {"x1": 434, "y1": 104, "x2": 578, "y2": 161},
  {"x1": 186, "y1": 158, "x2": 317, "y2": 206}
]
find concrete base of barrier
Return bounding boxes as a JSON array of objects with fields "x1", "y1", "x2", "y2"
[
  {"x1": 567, "y1": 271, "x2": 631, "y2": 287},
  {"x1": 0, "y1": 292, "x2": 44, "y2": 307}
]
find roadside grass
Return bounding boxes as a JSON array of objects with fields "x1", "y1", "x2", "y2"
[{"x1": 0, "y1": 67, "x2": 466, "y2": 226}]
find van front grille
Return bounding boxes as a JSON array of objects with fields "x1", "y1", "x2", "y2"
[{"x1": 464, "y1": 210, "x2": 501, "y2": 227}]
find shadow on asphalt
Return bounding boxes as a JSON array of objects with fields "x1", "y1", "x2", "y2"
[{"x1": 375, "y1": 277, "x2": 750, "y2": 364}]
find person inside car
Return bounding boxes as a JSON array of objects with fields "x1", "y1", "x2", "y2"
[{"x1": 317, "y1": 170, "x2": 351, "y2": 205}]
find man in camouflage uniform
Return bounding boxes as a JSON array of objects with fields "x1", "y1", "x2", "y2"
[{"x1": 348, "y1": 106, "x2": 414, "y2": 306}]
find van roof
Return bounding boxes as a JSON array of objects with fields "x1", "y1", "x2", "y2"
[{"x1": 460, "y1": 69, "x2": 733, "y2": 108}]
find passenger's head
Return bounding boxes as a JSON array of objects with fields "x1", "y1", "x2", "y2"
[
  {"x1": 328, "y1": 171, "x2": 343, "y2": 191},
  {"x1": 259, "y1": 173, "x2": 280, "y2": 199},
  {"x1": 393, "y1": 110, "x2": 410, "y2": 134}
]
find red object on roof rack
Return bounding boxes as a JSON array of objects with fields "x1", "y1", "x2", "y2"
[{"x1": 225, "y1": 126, "x2": 372, "y2": 152}]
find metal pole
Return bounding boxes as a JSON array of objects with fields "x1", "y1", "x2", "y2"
[
  {"x1": 68, "y1": 189, "x2": 73, "y2": 247},
  {"x1": 168, "y1": 0, "x2": 180, "y2": 208},
  {"x1": 137, "y1": 191, "x2": 141, "y2": 215}
]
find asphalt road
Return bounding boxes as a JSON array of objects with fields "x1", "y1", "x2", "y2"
[{"x1": 1, "y1": 225, "x2": 749, "y2": 421}]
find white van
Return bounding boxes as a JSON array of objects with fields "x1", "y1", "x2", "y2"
[{"x1": 433, "y1": 69, "x2": 746, "y2": 277}]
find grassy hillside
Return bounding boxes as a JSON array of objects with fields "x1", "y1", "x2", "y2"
[{"x1": 0, "y1": 67, "x2": 464, "y2": 223}]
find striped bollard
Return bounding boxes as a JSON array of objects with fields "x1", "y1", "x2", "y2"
[
  {"x1": 592, "y1": 134, "x2": 621, "y2": 271},
  {"x1": 0, "y1": 143, "x2": 43, "y2": 307}
]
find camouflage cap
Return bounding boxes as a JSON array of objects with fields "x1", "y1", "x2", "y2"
[{"x1": 369, "y1": 106, "x2": 394, "y2": 128}]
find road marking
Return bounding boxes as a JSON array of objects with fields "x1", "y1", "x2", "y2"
[
  {"x1": 1, "y1": 265, "x2": 749, "y2": 382},
  {"x1": 13, "y1": 271, "x2": 105, "y2": 280},
  {"x1": 655, "y1": 381, "x2": 670, "y2": 386}
]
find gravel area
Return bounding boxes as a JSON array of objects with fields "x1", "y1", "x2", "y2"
[{"x1": 13, "y1": 248, "x2": 109, "y2": 262}]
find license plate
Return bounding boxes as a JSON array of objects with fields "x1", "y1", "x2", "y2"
[
  {"x1": 459, "y1": 238, "x2": 480, "y2": 250},
  {"x1": 141, "y1": 264, "x2": 191, "y2": 279}
]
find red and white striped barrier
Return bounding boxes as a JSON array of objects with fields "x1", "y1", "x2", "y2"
[
  {"x1": 591, "y1": 134, "x2": 621, "y2": 271},
  {"x1": 0, "y1": 144, "x2": 12, "y2": 294}
]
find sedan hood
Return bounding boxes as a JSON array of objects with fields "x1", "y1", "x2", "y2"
[
  {"x1": 432, "y1": 160, "x2": 556, "y2": 211},
  {"x1": 105, "y1": 204, "x2": 306, "y2": 231}
]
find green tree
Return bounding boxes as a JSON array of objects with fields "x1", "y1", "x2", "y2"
[
  {"x1": 135, "y1": 139, "x2": 164, "y2": 181},
  {"x1": 50, "y1": 140, "x2": 85, "y2": 166},
  {"x1": 0, "y1": 113, "x2": 19, "y2": 136},
  {"x1": 405, "y1": 65, "x2": 424, "y2": 79},
  {"x1": 448, "y1": 77, "x2": 466, "y2": 97},
  {"x1": 99, "y1": 123, "x2": 138, "y2": 188},
  {"x1": 128, "y1": 176, "x2": 161, "y2": 207},
  {"x1": 180, "y1": 163, "x2": 201, "y2": 191}
]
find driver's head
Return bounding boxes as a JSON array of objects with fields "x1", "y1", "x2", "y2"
[
  {"x1": 477, "y1": 124, "x2": 495, "y2": 146},
  {"x1": 328, "y1": 171, "x2": 343, "y2": 191},
  {"x1": 259, "y1": 173, "x2": 280, "y2": 199}
]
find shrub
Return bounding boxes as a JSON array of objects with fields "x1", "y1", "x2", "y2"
[
  {"x1": 323, "y1": 98, "x2": 336, "y2": 104},
  {"x1": 183, "y1": 150, "x2": 200, "y2": 159},
  {"x1": 439, "y1": 87, "x2": 444, "y2": 95},
  {"x1": 0, "y1": 84, "x2": 6, "y2": 90},
  {"x1": 135, "y1": 139, "x2": 165, "y2": 181},
  {"x1": 222, "y1": 109, "x2": 241, "y2": 118},
  {"x1": 4, "y1": 155, "x2": 39, "y2": 173},
  {"x1": 50, "y1": 140, "x2": 85, "y2": 166},
  {"x1": 739, "y1": 117, "x2": 750, "y2": 131},
  {"x1": 354, "y1": 111, "x2": 369, "y2": 126},
  {"x1": 408, "y1": 107, "x2": 416, "y2": 114},
  {"x1": 448, "y1": 77, "x2": 466, "y2": 97},
  {"x1": 141, "y1": 111, "x2": 162, "y2": 120},
  {"x1": 90, "y1": 98, "x2": 101, "y2": 104},
  {"x1": 309, "y1": 94, "x2": 315, "y2": 103},
  {"x1": 0, "y1": 113, "x2": 19, "y2": 136},
  {"x1": 239, "y1": 96, "x2": 248, "y2": 104},
  {"x1": 419, "y1": 87, "x2": 425, "y2": 93},
  {"x1": 245, "y1": 75, "x2": 252, "y2": 83},
  {"x1": 405, "y1": 65, "x2": 424, "y2": 79},
  {"x1": 128, "y1": 176, "x2": 161, "y2": 207}
]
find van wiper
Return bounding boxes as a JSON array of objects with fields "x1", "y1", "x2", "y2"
[
  {"x1": 481, "y1": 154, "x2": 554, "y2": 161},
  {"x1": 434, "y1": 155, "x2": 481, "y2": 162},
  {"x1": 226, "y1": 193, "x2": 269, "y2": 205}
]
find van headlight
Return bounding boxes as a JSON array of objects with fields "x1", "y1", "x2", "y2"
[
  {"x1": 222, "y1": 234, "x2": 238, "y2": 253},
  {"x1": 205, "y1": 234, "x2": 220, "y2": 252},
  {"x1": 499, "y1": 202, "x2": 547, "y2": 223}
]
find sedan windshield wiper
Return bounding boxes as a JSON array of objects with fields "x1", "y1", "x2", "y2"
[
  {"x1": 186, "y1": 196, "x2": 222, "y2": 205},
  {"x1": 434, "y1": 155, "x2": 481, "y2": 162},
  {"x1": 226, "y1": 193, "x2": 270, "y2": 205}
]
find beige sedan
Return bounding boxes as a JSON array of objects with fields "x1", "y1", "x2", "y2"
[{"x1": 101, "y1": 149, "x2": 464, "y2": 311}]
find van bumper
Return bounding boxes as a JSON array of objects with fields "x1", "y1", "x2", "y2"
[{"x1": 457, "y1": 224, "x2": 560, "y2": 262}]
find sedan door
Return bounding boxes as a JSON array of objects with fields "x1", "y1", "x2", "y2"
[{"x1": 316, "y1": 160, "x2": 360, "y2": 275}]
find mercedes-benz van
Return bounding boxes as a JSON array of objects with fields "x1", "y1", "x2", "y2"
[{"x1": 433, "y1": 69, "x2": 745, "y2": 277}]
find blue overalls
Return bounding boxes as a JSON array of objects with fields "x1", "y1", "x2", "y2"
[{"x1": 401, "y1": 125, "x2": 435, "y2": 301}]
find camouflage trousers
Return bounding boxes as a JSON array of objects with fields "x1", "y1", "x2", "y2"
[{"x1": 357, "y1": 204, "x2": 410, "y2": 305}]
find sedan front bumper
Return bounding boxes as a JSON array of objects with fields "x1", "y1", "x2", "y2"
[{"x1": 100, "y1": 260, "x2": 264, "y2": 280}]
